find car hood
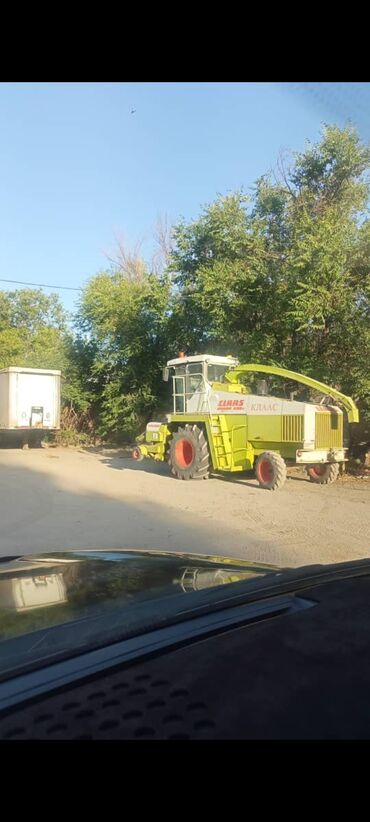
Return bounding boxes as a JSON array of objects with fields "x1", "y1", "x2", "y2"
[{"x1": 0, "y1": 549, "x2": 280, "y2": 678}]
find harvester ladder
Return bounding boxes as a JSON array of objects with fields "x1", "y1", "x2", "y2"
[
  {"x1": 180, "y1": 568, "x2": 198, "y2": 592},
  {"x1": 211, "y1": 415, "x2": 232, "y2": 470}
]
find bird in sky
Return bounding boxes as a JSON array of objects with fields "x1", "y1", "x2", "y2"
[{"x1": 131, "y1": 108, "x2": 136, "y2": 114}]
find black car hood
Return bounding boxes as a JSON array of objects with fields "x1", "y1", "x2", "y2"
[{"x1": 0, "y1": 549, "x2": 279, "y2": 679}]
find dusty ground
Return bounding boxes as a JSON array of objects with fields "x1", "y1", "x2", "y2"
[{"x1": 0, "y1": 446, "x2": 369, "y2": 568}]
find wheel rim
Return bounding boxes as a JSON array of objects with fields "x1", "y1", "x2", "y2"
[
  {"x1": 132, "y1": 447, "x2": 141, "y2": 461},
  {"x1": 258, "y1": 458, "x2": 274, "y2": 484},
  {"x1": 175, "y1": 438, "x2": 194, "y2": 468},
  {"x1": 309, "y1": 464, "x2": 327, "y2": 477}
]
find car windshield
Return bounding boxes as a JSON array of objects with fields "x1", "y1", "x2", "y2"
[
  {"x1": 0, "y1": 551, "x2": 277, "y2": 680},
  {"x1": 0, "y1": 83, "x2": 369, "y2": 696}
]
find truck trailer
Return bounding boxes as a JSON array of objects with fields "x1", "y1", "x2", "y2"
[{"x1": 0, "y1": 367, "x2": 61, "y2": 448}]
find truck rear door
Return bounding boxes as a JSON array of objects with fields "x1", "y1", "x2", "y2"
[{"x1": 16, "y1": 373, "x2": 56, "y2": 428}]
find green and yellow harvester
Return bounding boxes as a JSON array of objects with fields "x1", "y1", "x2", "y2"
[{"x1": 132, "y1": 354, "x2": 359, "y2": 490}]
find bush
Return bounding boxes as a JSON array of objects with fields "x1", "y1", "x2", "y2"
[
  {"x1": 52, "y1": 405, "x2": 96, "y2": 447},
  {"x1": 53, "y1": 428, "x2": 92, "y2": 447}
]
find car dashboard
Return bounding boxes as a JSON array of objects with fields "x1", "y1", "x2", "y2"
[{"x1": 1, "y1": 563, "x2": 370, "y2": 739}]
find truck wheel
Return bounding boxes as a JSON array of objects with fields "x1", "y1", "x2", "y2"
[
  {"x1": 307, "y1": 463, "x2": 340, "y2": 484},
  {"x1": 28, "y1": 433, "x2": 45, "y2": 448},
  {"x1": 255, "y1": 451, "x2": 287, "y2": 490},
  {"x1": 168, "y1": 425, "x2": 210, "y2": 480},
  {"x1": 29, "y1": 437, "x2": 43, "y2": 449}
]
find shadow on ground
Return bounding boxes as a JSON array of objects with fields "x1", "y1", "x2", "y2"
[
  {"x1": 99, "y1": 456, "x2": 170, "y2": 476},
  {"x1": 97, "y1": 455, "x2": 267, "y2": 488},
  {"x1": 94, "y1": 452, "x2": 310, "y2": 489},
  {"x1": 0, "y1": 457, "x2": 276, "y2": 562}
]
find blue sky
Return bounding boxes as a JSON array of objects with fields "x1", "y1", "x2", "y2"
[{"x1": 0, "y1": 82, "x2": 369, "y2": 314}]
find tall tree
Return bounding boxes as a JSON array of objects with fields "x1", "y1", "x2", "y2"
[
  {"x1": 0, "y1": 288, "x2": 68, "y2": 372},
  {"x1": 169, "y1": 125, "x2": 370, "y2": 415},
  {"x1": 76, "y1": 269, "x2": 172, "y2": 440}
]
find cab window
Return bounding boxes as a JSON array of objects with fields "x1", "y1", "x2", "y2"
[{"x1": 207, "y1": 364, "x2": 228, "y2": 383}]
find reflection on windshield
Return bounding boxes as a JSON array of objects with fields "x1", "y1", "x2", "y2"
[
  {"x1": 178, "y1": 567, "x2": 251, "y2": 591},
  {"x1": 0, "y1": 552, "x2": 263, "y2": 636},
  {"x1": 0, "y1": 551, "x2": 275, "y2": 680},
  {"x1": 0, "y1": 573, "x2": 67, "y2": 611}
]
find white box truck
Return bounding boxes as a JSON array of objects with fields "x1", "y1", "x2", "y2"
[{"x1": 0, "y1": 367, "x2": 61, "y2": 447}]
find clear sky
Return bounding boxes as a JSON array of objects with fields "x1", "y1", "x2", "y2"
[{"x1": 1, "y1": 82, "x2": 369, "y2": 314}]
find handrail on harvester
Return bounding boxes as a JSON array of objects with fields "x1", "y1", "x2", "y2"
[{"x1": 225, "y1": 363, "x2": 359, "y2": 423}]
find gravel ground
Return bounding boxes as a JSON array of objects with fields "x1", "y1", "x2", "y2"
[{"x1": 0, "y1": 446, "x2": 369, "y2": 567}]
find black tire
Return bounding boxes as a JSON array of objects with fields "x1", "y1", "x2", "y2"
[
  {"x1": 307, "y1": 463, "x2": 339, "y2": 484},
  {"x1": 168, "y1": 424, "x2": 210, "y2": 480},
  {"x1": 255, "y1": 451, "x2": 287, "y2": 490},
  {"x1": 28, "y1": 433, "x2": 43, "y2": 449}
]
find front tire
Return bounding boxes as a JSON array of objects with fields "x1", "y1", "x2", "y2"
[
  {"x1": 168, "y1": 425, "x2": 210, "y2": 480},
  {"x1": 255, "y1": 451, "x2": 287, "y2": 490},
  {"x1": 307, "y1": 463, "x2": 339, "y2": 484}
]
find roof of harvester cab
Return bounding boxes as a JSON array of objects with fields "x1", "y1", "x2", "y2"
[{"x1": 166, "y1": 355, "x2": 239, "y2": 367}]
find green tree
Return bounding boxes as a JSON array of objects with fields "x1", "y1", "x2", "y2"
[
  {"x1": 0, "y1": 289, "x2": 68, "y2": 371},
  {"x1": 169, "y1": 125, "x2": 370, "y2": 416},
  {"x1": 0, "y1": 289, "x2": 91, "y2": 430},
  {"x1": 76, "y1": 269, "x2": 172, "y2": 440}
]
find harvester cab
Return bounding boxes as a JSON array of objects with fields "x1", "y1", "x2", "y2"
[
  {"x1": 133, "y1": 354, "x2": 359, "y2": 491},
  {"x1": 163, "y1": 354, "x2": 240, "y2": 415}
]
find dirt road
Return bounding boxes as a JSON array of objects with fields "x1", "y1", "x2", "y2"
[{"x1": 0, "y1": 446, "x2": 369, "y2": 567}]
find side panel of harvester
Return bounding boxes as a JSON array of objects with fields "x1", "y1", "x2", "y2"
[{"x1": 147, "y1": 398, "x2": 344, "y2": 472}]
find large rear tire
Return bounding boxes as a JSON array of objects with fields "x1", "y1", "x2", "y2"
[
  {"x1": 255, "y1": 451, "x2": 287, "y2": 490},
  {"x1": 168, "y1": 425, "x2": 210, "y2": 480},
  {"x1": 307, "y1": 463, "x2": 339, "y2": 484}
]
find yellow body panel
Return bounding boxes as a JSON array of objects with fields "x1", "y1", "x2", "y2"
[{"x1": 315, "y1": 411, "x2": 343, "y2": 448}]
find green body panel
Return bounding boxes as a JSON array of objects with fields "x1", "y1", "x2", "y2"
[
  {"x1": 140, "y1": 442, "x2": 164, "y2": 460},
  {"x1": 252, "y1": 442, "x2": 299, "y2": 459},
  {"x1": 139, "y1": 424, "x2": 170, "y2": 460},
  {"x1": 315, "y1": 411, "x2": 343, "y2": 448},
  {"x1": 248, "y1": 414, "x2": 281, "y2": 443},
  {"x1": 211, "y1": 381, "x2": 247, "y2": 394}
]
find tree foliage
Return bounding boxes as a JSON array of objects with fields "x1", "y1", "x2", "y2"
[
  {"x1": 0, "y1": 289, "x2": 89, "y2": 429},
  {"x1": 0, "y1": 289, "x2": 69, "y2": 372},
  {"x1": 75, "y1": 269, "x2": 172, "y2": 439},
  {"x1": 169, "y1": 125, "x2": 370, "y2": 416}
]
